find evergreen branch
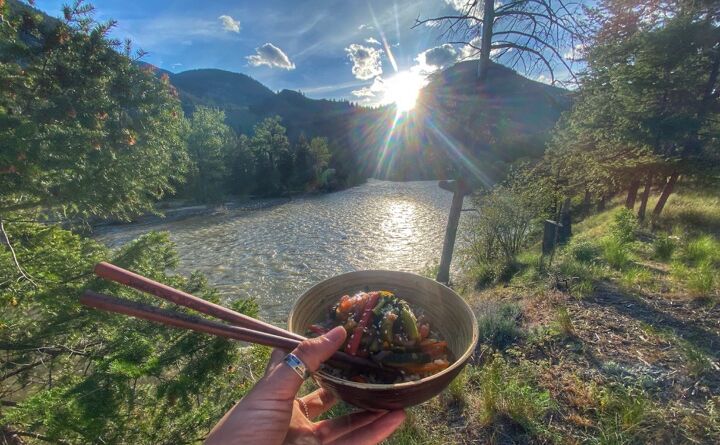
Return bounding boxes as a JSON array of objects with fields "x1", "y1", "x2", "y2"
[
  {"x1": 3, "y1": 429, "x2": 70, "y2": 445},
  {"x1": 0, "y1": 219, "x2": 38, "y2": 288}
]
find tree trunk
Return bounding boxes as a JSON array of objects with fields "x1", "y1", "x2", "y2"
[
  {"x1": 597, "y1": 195, "x2": 606, "y2": 212},
  {"x1": 651, "y1": 171, "x2": 679, "y2": 221},
  {"x1": 625, "y1": 180, "x2": 640, "y2": 210},
  {"x1": 582, "y1": 189, "x2": 592, "y2": 215},
  {"x1": 477, "y1": 0, "x2": 495, "y2": 81},
  {"x1": 637, "y1": 172, "x2": 652, "y2": 222}
]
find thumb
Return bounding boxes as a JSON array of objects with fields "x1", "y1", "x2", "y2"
[{"x1": 259, "y1": 326, "x2": 347, "y2": 400}]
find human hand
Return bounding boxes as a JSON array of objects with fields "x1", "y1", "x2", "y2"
[{"x1": 205, "y1": 326, "x2": 406, "y2": 445}]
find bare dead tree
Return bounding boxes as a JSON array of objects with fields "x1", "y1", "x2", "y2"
[{"x1": 414, "y1": 0, "x2": 588, "y2": 85}]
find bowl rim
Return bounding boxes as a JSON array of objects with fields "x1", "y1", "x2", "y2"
[{"x1": 288, "y1": 270, "x2": 479, "y2": 390}]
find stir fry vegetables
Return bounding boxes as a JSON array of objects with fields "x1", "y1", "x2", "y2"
[{"x1": 307, "y1": 291, "x2": 452, "y2": 382}]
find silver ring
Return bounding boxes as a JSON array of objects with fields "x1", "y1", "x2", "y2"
[{"x1": 284, "y1": 353, "x2": 310, "y2": 380}]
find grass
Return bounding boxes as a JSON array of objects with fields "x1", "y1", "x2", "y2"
[
  {"x1": 570, "y1": 239, "x2": 602, "y2": 263},
  {"x1": 474, "y1": 355, "x2": 555, "y2": 438},
  {"x1": 620, "y1": 266, "x2": 654, "y2": 290},
  {"x1": 602, "y1": 237, "x2": 632, "y2": 270},
  {"x1": 399, "y1": 186, "x2": 720, "y2": 445},
  {"x1": 591, "y1": 384, "x2": 658, "y2": 445},
  {"x1": 653, "y1": 235, "x2": 677, "y2": 261},
  {"x1": 686, "y1": 261, "x2": 717, "y2": 298},
  {"x1": 683, "y1": 235, "x2": 720, "y2": 266},
  {"x1": 552, "y1": 306, "x2": 574, "y2": 337},
  {"x1": 641, "y1": 324, "x2": 716, "y2": 378},
  {"x1": 677, "y1": 338, "x2": 716, "y2": 378},
  {"x1": 656, "y1": 189, "x2": 720, "y2": 235}
]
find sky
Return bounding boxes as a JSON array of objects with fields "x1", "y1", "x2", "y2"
[{"x1": 31, "y1": 0, "x2": 475, "y2": 104}]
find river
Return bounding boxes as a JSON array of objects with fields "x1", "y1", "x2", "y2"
[{"x1": 94, "y1": 180, "x2": 473, "y2": 324}]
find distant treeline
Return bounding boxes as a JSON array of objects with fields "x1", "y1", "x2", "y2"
[{"x1": 181, "y1": 107, "x2": 341, "y2": 202}]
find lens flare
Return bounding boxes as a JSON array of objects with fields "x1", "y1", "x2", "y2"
[{"x1": 383, "y1": 71, "x2": 427, "y2": 112}]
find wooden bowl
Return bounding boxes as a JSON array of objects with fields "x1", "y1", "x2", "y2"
[{"x1": 288, "y1": 270, "x2": 479, "y2": 410}]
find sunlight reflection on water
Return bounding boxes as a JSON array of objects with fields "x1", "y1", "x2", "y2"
[{"x1": 94, "y1": 180, "x2": 473, "y2": 324}]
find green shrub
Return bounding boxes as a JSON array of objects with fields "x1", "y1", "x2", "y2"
[
  {"x1": 570, "y1": 240, "x2": 601, "y2": 263},
  {"x1": 477, "y1": 302, "x2": 523, "y2": 350},
  {"x1": 471, "y1": 259, "x2": 519, "y2": 287},
  {"x1": 602, "y1": 237, "x2": 632, "y2": 270},
  {"x1": 472, "y1": 262, "x2": 500, "y2": 288},
  {"x1": 653, "y1": 235, "x2": 676, "y2": 262},
  {"x1": 683, "y1": 235, "x2": 720, "y2": 266},
  {"x1": 557, "y1": 255, "x2": 597, "y2": 282},
  {"x1": 611, "y1": 208, "x2": 638, "y2": 244}
]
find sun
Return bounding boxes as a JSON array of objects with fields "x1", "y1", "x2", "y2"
[{"x1": 383, "y1": 70, "x2": 427, "y2": 112}]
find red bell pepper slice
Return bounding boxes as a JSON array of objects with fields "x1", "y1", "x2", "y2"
[
  {"x1": 308, "y1": 324, "x2": 328, "y2": 336},
  {"x1": 345, "y1": 292, "x2": 380, "y2": 356}
]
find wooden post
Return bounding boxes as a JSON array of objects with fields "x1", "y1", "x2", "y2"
[
  {"x1": 437, "y1": 180, "x2": 472, "y2": 284},
  {"x1": 542, "y1": 220, "x2": 563, "y2": 255},
  {"x1": 559, "y1": 197, "x2": 572, "y2": 243}
]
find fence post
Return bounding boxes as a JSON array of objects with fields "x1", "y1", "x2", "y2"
[
  {"x1": 436, "y1": 180, "x2": 472, "y2": 284},
  {"x1": 542, "y1": 219, "x2": 563, "y2": 256}
]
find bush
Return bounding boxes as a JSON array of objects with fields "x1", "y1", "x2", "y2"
[
  {"x1": 465, "y1": 185, "x2": 547, "y2": 283},
  {"x1": 477, "y1": 302, "x2": 523, "y2": 350},
  {"x1": 653, "y1": 235, "x2": 676, "y2": 262},
  {"x1": 610, "y1": 208, "x2": 638, "y2": 244},
  {"x1": 570, "y1": 240, "x2": 601, "y2": 263},
  {"x1": 602, "y1": 237, "x2": 632, "y2": 270}
]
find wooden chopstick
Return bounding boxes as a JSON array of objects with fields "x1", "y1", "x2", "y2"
[
  {"x1": 80, "y1": 290, "x2": 387, "y2": 373},
  {"x1": 94, "y1": 262, "x2": 305, "y2": 342}
]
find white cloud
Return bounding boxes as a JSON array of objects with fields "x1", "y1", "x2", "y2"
[
  {"x1": 247, "y1": 43, "x2": 295, "y2": 70},
  {"x1": 351, "y1": 77, "x2": 385, "y2": 98},
  {"x1": 460, "y1": 36, "x2": 482, "y2": 60},
  {"x1": 358, "y1": 24, "x2": 374, "y2": 30},
  {"x1": 345, "y1": 43, "x2": 383, "y2": 80},
  {"x1": 365, "y1": 37, "x2": 381, "y2": 46},
  {"x1": 444, "y1": 1, "x2": 503, "y2": 16},
  {"x1": 536, "y1": 74, "x2": 551, "y2": 84},
  {"x1": 445, "y1": 0, "x2": 478, "y2": 12},
  {"x1": 416, "y1": 44, "x2": 458, "y2": 70},
  {"x1": 218, "y1": 15, "x2": 240, "y2": 33},
  {"x1": 564, "y1": 43, "x2": 586, "y2": 60}
]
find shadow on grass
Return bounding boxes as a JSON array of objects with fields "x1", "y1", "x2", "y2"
[{"x1": 586, "y1": 282, "x2": 720, "y2": 360}]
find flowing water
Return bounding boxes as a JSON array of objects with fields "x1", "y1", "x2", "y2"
[{"x1": 94, "y1": 180, "x2": 472, "y2": 324}]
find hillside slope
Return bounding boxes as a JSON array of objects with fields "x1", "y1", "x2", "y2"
[
  {"x1": 170, "y1": 61, "x2": 571, "y2": 183},
  {"x1": 7, "y1": 0, "x2": 571, "y2": 183}
]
